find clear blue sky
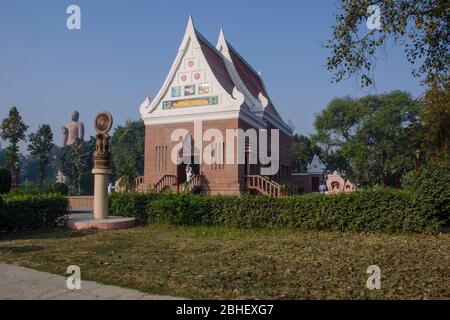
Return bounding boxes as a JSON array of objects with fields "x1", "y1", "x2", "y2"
[{"x1": 0, "y1": 0, "x2": 424, "y2": 153}]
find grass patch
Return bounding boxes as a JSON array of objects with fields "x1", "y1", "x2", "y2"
[{"x1": 0, "y1": 224, "x2": 449, "y2": 299}]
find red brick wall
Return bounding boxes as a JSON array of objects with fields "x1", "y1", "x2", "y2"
[
  {"x1": 290, "y1": 173, "x2": 324, "y2": 193},
  {"x1": 263, "y1": 121, "x2": 292, "y2": 185},
  {"x1": 144, "y1": 119, "x2": 243, "y2": 195},
  {"x1": 144, "y1": 117, "x2": 294, "y2": 195}
]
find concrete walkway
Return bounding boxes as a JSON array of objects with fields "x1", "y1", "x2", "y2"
[{"x1": 0, "y1": 264, "x2": 182, "y2": 300}]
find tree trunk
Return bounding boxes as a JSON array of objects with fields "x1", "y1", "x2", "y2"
[
  {"x1": 77, "y1": 174, "x2": 81, "y2": 195},
  {"x1": 38, "y1": 162, "x2": 45, "y2": 186}
]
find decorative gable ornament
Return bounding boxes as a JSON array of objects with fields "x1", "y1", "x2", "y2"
[
  {"x1": 258, "y1": 92, "x2": 269, "y2": 108},
  {"x1": 139, "y1": 96, "x2": 152, "y2": 116},
  {"x1": 232, "y1": 86, "x2": 245, "y2": 108}
]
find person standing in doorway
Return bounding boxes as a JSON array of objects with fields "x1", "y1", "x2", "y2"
[
  {"x1": 183, "y1": 165, "x2": 194, "y2": 192},
  {"x1": 319, "y1": 181, "x2": 327, "y2": 194}
]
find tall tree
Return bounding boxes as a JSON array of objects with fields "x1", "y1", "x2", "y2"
[
  {"x1": 421, "y1": 83, "x2": 450, "y2": 160},
  {"x1": 58, "y1": 139, "x2": 91, "y2": 194},
  {"x1": 110, "y1": 120, "x2": 144, "y2": 181},
  {"x1": 313, "y1": 96, "x2": 365, "y2": 146},
  {"x1": 19, "y1": 145, "x2": 59, "y2": 185},
  {"x1": 27, "y1": 124, "x2": 54, "y2": 185},
  {"x1": 326, "y1": 0, "x2": 449, "y2": 87},
  {"x1": 118, "y1": 163, "x2": 138, "y2": 192},
  {"x1": 0, "y1": 149, "x2": 6, "y2": 167},
  {"x1": 311, "y1": 97, "x2": 366, "y2": 175},
  {"x1": 290, "y1": 134, "x2": 314, "y2": 173},
  {"x1": 355, "y1": 91, "x2": 421, "y2": 185},
  {"x1": 0, "y1": 107, "x2": 28, "y2": 175},
  {"x1": 313, "y1": 91, "x2": 421, "y2": 186}
]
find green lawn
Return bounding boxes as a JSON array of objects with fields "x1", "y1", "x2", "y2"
[{"x1": 0, "y1": 224, "x2": 449, "y2": 299}]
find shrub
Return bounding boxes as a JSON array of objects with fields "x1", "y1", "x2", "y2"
[
  {"x1": 402, "y1": 161, "x2": 450, "y2": 223},
  {"x1": 151, "y1": 191, "x2": 441, "y2": 233},
  {"x1": 109, "y1": 192, "x2": 157, "y2": 224},
  {"x1": 278, "y1": 190, "x2": 440, "y2": 233},
  {"x1": 109, "y1": 189, "x2": 442, "y2": 233},
  {"x1": 9, "y1": 186, "x2": 46, "y2": 195},
  {"x1": 50, "y1": 182, "x2": 69, "y2": 195},
  {"x1": 9, "y1": 182, "x2": 70, "y2": 196},
  {"x1": 149, "y1": 193, "x2": 211, "y2": 225},
  {"x1": 0, "y1": 167, "x2": 12, "y2": 194},
  {"x1": 0, "y1": 193, "x2": 70, "y2": 232}
]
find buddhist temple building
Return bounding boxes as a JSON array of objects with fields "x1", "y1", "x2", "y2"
[{"x1": 137, "y1": 17, "x2": 323, "y2": 195}]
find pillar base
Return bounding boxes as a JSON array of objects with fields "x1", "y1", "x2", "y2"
[{"x1": 67, "y1": 213, "x2": 136, "y2": 230}]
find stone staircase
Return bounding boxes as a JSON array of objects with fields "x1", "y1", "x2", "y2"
[
  {"x1": 152, "y1": 174, "x2": 203, "y2": 193},
  {"x1": 153, "y1": 175, "x2": 177, "y2": 192},
  {"x1": 244, "y1": 175, "x2": 283, "y2": 197},
  {"x1": 187, "y1": 174, "x2": 203, "y2": 192},
  {"x1": 137, "y1": 174, "x2": 281, "y2": 196},
  {"x1": 134, "y1": 176, "x2": 146, "y2": 192}
]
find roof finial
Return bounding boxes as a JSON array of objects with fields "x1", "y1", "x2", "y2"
[
  {"x1": 186, "y1": 15, "x2": 195, "y2": 33},
  {"x1": 258, "y1": 69, "x2": 262, "y2": 76},
  {"x1": 217, "y1": 27, "x2": 227, "y2": 51}
]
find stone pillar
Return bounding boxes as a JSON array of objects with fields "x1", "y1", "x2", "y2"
[
  {"x1": 92, "y1": 168, "x2": 112, "y2": 219},
  {"x1": 92, "y1": 112, "x2": 113, "y2": 220}
]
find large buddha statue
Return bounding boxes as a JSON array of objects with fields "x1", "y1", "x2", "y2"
[{"x1": 62, "y1": 111, "x2": 85, "y2": 146}]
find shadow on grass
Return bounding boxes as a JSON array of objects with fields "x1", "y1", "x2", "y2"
[
  {"x1": 440, "y1": 226, "x2": 450, "y2": 233},
  {"x1": 0, "y1": 245, "x2": 44, "y2": 253},
  {"x1": 0, "y1": 227, "x2": 96, "y2": 241}
]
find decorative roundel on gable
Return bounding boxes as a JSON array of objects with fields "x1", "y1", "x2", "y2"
[
  {"x1": 187, "y1": 60, "x2": 194, "y2": 68},
  {"x1": 194, "y1": 72, "x2": 201, "y2": 80},
  {"x1": 181, "y1": 74, "x2": 187, "y2": 82}
]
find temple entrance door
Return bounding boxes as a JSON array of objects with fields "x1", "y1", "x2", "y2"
[
  {"x1": 311, "y1": 177, "x2": 320, "y2": 192},
  {"x1": 192, "y1": 155, "x2": 200, "y2": 175},
  {"x1": 244, "y1": 151, "x2": 250, "y2": 176},
  {"x1": 177, "y1": 162, "x2": 187, "y2": 185},
  {"x1": 177, "y1": 133, "x2": 201, "y2": 191}
]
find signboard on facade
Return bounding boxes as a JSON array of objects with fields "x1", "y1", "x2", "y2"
[{"x1": 162, "y1": 96, "x2": 219, "y2": 109}]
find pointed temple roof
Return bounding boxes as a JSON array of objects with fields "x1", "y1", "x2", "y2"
[
  {"x1": 225, "y1": 42, "x2": 281, "y2": 118},
  {"x1": 307, "y1": 154, "x2": 326, "y2": 174},
  {"x1": 195, "y1": 32, "x2": 235, "y2": 95},
  {"x1": 141, "y1": 16, "x2": 292, "y2": 135}
]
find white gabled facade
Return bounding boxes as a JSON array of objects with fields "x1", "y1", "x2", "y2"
[
  {"x1": 139, "y1": 16, "x2": 293, "y2": 136},
  {"x1": 140, "y1": 16, "x2": 245, "y2": 126}
]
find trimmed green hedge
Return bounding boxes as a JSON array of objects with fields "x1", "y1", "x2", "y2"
[
  {"x1": 402, "y1": 161, "x2": 450, "y2": 223},
  {"x1": 0, "y1": 193, "x2": 70, "y2": 232},
  {"x1": 9, "y1": 182, "x2": 70, "y2": 196},
  {"x1": 110, "y1": 189, "x2": 443, "y2": 233},
  {"x1": 109, "y1": 192, "x2": 157, "y2": 224}
]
